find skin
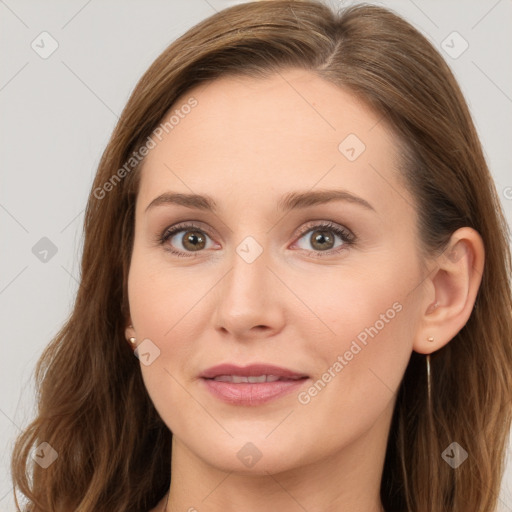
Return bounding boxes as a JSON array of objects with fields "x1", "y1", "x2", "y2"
[{"x1": 124, "y1": 68, "x2": 484, "y2": 512}]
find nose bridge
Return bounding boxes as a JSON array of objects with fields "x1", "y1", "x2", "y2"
[
  {"x1": 224, "y1": 234, "x2": 271, "y2": 308},
  {"x1": 213, "y1": 232, "x2": 283, "y2": 334}
]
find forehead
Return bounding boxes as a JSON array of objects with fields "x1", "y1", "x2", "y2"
[{"x1": 137, "y1": 69, "x2": 414, "y2": 219}]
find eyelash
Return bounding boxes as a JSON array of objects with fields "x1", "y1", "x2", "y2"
[{"x1": 157, "y1": 221, "x2": 356, "y2": 259}]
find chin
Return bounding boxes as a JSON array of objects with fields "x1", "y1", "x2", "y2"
[{"x1": 185, "y1": 434, "x2": 312, "y2": 475}]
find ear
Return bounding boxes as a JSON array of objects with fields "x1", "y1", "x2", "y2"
[{"x1": 413, "y1": 227, "x2": 485, "y2": 355}]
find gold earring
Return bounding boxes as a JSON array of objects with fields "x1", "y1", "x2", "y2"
[
  {"x1": 126, "y1": 324, "x2": 136, "y2": 346},
  {"x1": 427, "y1": 336, "x2": 435, "y2": 342},
  {"x1": 426, "y1": 353, "x2": 432, "y2": 410}
]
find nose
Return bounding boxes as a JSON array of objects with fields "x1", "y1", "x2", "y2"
[{"x1": 212, "y1": 241, "x2": 286, "y2": 340}]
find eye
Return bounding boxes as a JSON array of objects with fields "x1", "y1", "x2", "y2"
[
  {"x1": 158, "y1": 223, "x2": 215, "y2": 257},
  {"x1": 292, "y1": 221, "x2": 355, "y2": 257},
  {"x1": 157, "y1": 220, "x2": 355, "y2": 258}
]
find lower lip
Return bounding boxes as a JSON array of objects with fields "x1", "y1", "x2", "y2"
[{"x1": 201, "y1": 378, "x2": 309, "y2": 406}]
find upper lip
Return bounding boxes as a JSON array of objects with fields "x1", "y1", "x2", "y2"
[{"x1": 200, "y1": 363, "x2": 308, "y2": 380}]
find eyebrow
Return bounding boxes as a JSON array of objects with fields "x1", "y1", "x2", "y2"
[{"x1": 144, "y1": 189, "x2": 376, "y2": 214}]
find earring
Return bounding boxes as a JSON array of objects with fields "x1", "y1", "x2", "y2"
[
  {"x1": 426, "y1": 334, "x2": 436, "y2": 418},
  {"x1": 426, "y1": 353, "x2": 432, "y2": 411},
  {"x1": 126, "y1": 325, "x2": 136, "y2": 347}
]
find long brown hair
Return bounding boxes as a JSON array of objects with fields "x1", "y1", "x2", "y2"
[{"x1": 11, "y1": 1, "x2": 512, "y2": 511}]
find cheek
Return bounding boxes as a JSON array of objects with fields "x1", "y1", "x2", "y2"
[
  {"x1": 295, "y1": 265, "x2": 403, "y2": 346},
  {"x1": 127, "y1": 254, "x2": 203, "y2": 431},
  {"x1": 300, "y1": 264, "x2": 418, "y2": 401},
  {"x1": 126, "y1": 250, "x2": 219, "y2": 406},
  {"x1": 127, "y1": 247, "x2": 210, "y2": 336}
]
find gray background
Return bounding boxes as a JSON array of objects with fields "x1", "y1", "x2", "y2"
[{"x1": 1, "y1": 0, "x2": 511, "y2": 510}]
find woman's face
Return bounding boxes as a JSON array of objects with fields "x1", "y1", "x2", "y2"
[{"x1": 126, "y1": 68, "x2": 429, "y2": 474}]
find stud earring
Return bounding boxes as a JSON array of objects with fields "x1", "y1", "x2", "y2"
[
  {"x1": 126, "y1": 325, "x2": 136, "y2": 347},
  {"x1": 427, "y1": 336, "x2": 435, "y2": 342}
]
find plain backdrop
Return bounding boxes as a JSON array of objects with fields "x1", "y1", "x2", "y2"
[{"x1": 1, "y1": 0, "x2": 511, "y2": 510}]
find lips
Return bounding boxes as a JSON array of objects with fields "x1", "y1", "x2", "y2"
[
  {"x1": 199, "y1": 363, "x2": 308, "y2": 380},
  {"x1": 211, "y1": 375, "x2": 284, "y2": 383},
  {"x1": 199, "y1": 363, "x2": 309, "y2": 406}
]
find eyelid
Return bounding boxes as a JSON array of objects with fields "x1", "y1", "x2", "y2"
[
  {"x1": 294, "y1": 220, "x2": 353, "y2": 238},
  {"x1": 159, "y1": 220, "x2": 215, "y2": 240}
]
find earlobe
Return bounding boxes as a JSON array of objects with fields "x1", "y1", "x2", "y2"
[
  {"x1": 413, "y1": 227, "x2": 485, "y2": 355},
  {"x1": 125, "y1": 323, "x2": 136, "y2": 344}
]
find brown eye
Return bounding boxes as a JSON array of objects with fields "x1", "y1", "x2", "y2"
[
  {"x1": 160, "y1": 223, "x2": 214, "y2": 257},
  {"x1": 309, "y1": 229, "x2": 335, "y2": 251},
  {"x1": 293, "y1": 221, "x2": 355, "y2": 256},
  {"x1": 180, "y1": 230, "x2": 207, "y2": 251}
]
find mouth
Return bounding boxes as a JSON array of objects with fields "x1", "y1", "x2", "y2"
[
  {"x1": 199, "y1": 363, "x2": 310, "y2": 406},
  {"x1": 207, "y1": 374, "x2": 305, "y2": 383}
]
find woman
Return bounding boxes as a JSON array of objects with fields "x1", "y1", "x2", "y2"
[{"x1": 11, "y1": 1, "x2": 512, "y2": 511}]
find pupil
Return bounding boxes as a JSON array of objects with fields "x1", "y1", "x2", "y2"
[
  {"x1": 313, "y1": 230, "x2": 333, "y2": 250},
  {"x1": 185, "y1": 231, "x2": 205, "y2": 250}
]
